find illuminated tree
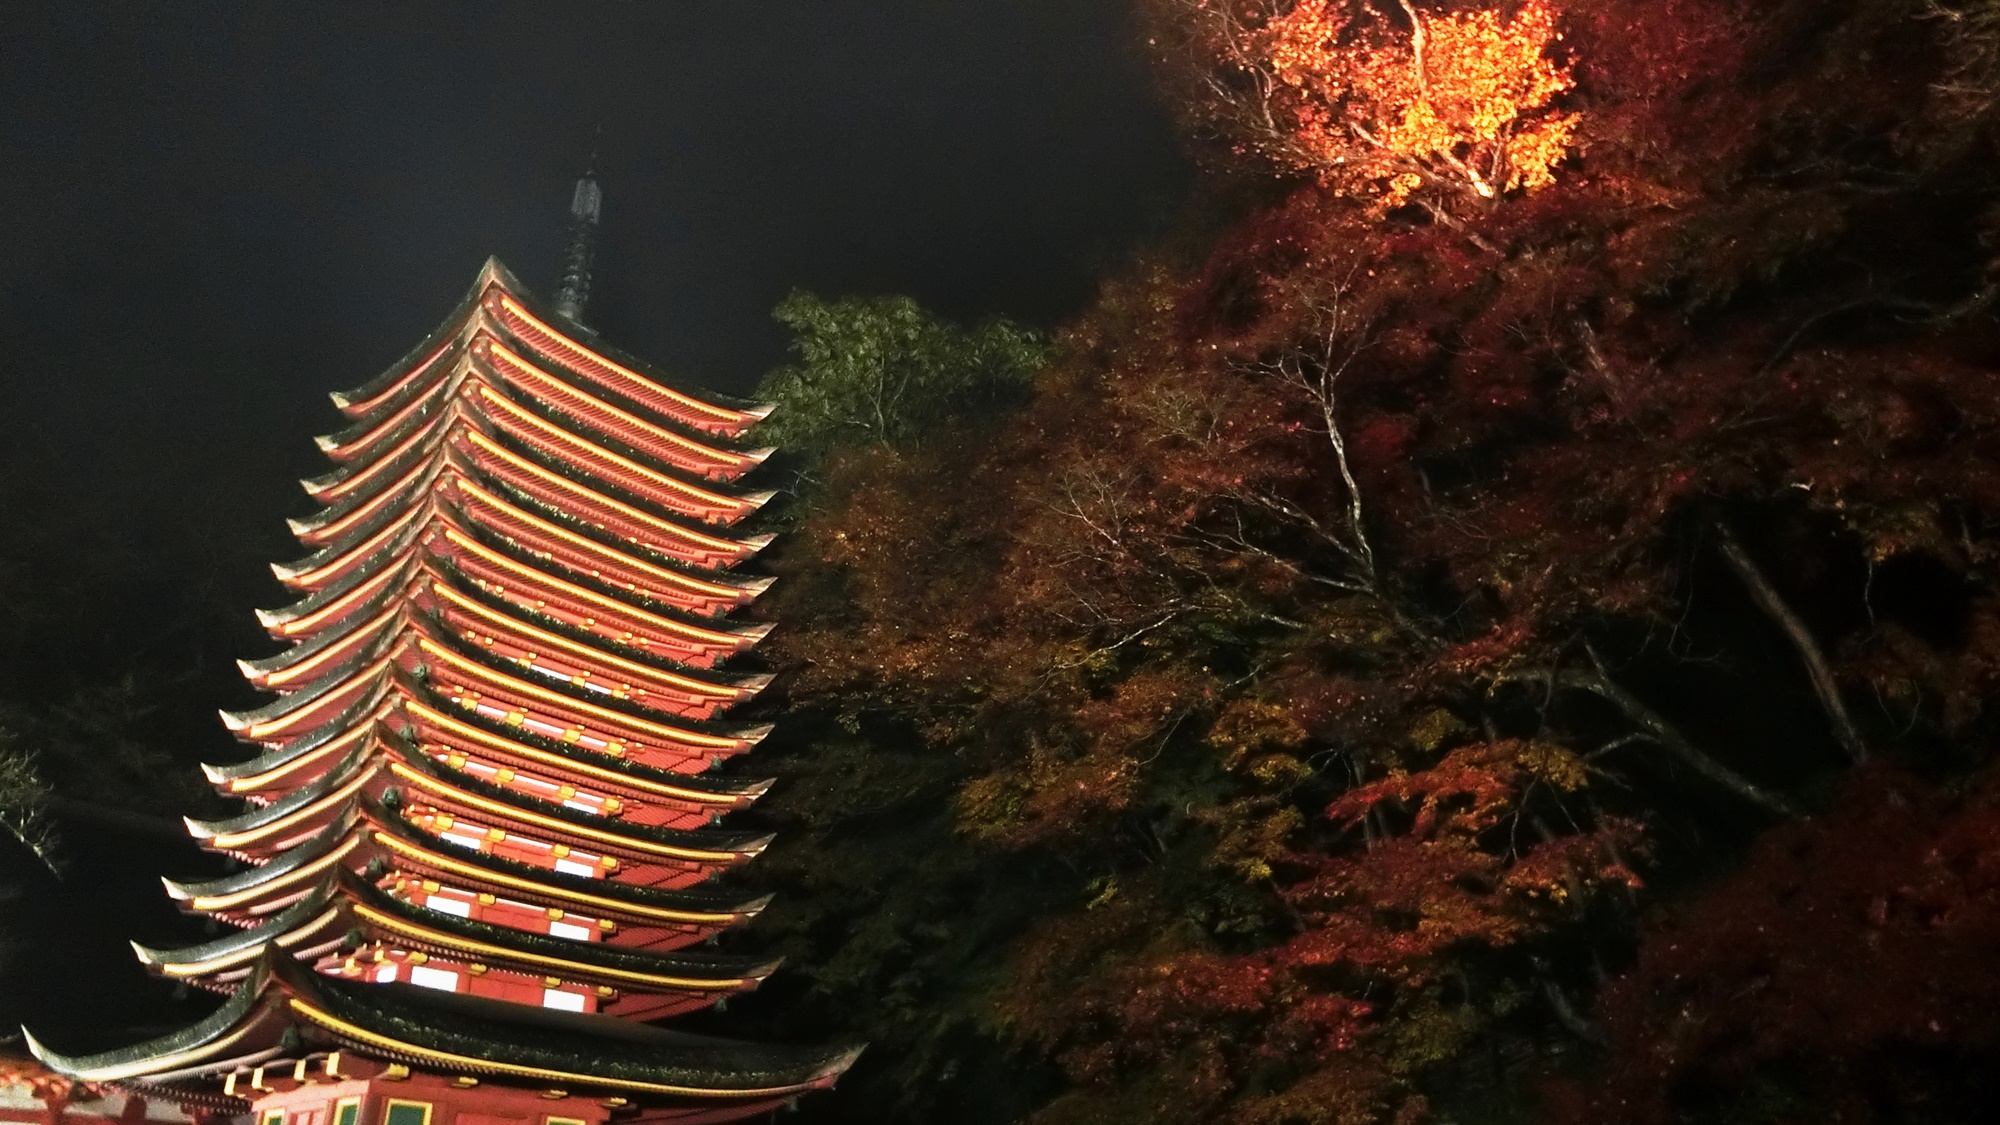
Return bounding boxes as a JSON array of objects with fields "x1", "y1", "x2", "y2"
[
  {"x1": 0, "y1": 731, "x2": 55, "y2": 873},
  {"x1": 739, "y1": 0, "x2": 2000, "y2": 1120},
  {"x1": 756, "y1": 291, "x2": 1046, "y2": 458},
  {"x1": 1148, "y1": 0, "x2": 1577, "y2": 211}
]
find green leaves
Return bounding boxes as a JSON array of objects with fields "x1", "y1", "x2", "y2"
[{"x1": 755, "y1": 291, "x2": 1048, "y2": 458}]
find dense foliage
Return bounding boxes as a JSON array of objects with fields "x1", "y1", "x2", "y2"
[
  {"x1": 1553, "y1": 762, "x2": 2000, "y2": 1124},
  {"x1": 1147, "y1": 0, "x2": 1577, "y2": 210},
  {"x1": 730, "y1": 1, "x2": 2000, "y2": 1122},
  {"x1": 755, "y1": 292, "x2": 1048, "y2": 460}
]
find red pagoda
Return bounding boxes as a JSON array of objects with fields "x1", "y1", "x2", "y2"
[{"x1": 22, "y1": 178, "x2": 859, "y2": 1125}]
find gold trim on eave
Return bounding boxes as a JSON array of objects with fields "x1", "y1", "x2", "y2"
[{"x1": 285, "y1": 998, "x2": 822, "y2": 1099}]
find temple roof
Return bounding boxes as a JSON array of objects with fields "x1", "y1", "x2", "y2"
[
  {"x1": 210, "y1": 693, "x2": 772, "y2": 809},
  {"x1": 251, "y1": 493, "x2": 771, "y2": 666},
  {"x1": 183, "y1": 746, "x2": 376, "y2": 845},
  {"x1": 135, "y1": 873, "x2": 780, "y2": 993},
  {"x1": 329, "y1": 277, "x2": 487, "y2": 421},
  {"x1": 218, "y1": 651, "x2": 394, "y2": 735},
  {"x1": 359, "y1": 810, "x2": 770, "y2": 929},
  {"x1": 133, "y1": 883, "x2": 347, "y2": 978},
  {"x1": 26, "y1": 952, "x2": 859, "y2": 1098},
  {"x1": 202, "y1": 704, "x2": 379, "y2": 786},
  {"x1": 338, "y1": 875, "x2": 779, "y2": 984},
  {"x1": 423, "y1": 522, "x2": 772, "y2": 667},
  {"x1": 182, "y1": 732, "x2": 769, "y2": 871},
  {"x1": 452, "y1": 429, "x2": 775, "y2": 567},
  {"x1": 470, "y1": 335, "x2": 775, "y2": 476},
  {"x1": 164, "y1": 802, "x2": 771, "y2": 922},
  {"x1": 22, "y1": 962, "x2": 289, "y2": 1084},
  {"x1": 383, "y1": 733, "x2": 772, "y2": 858},
  {"x1": 293, "y1": 423, "x2": 774, "y2": 572},
  {"x1": 324, "y1": 333, "x2": 774, "y2": 488},
  {"x1": 165, "y1": 816, "x2": 360, "y2": 905},
  {"x1": 331, "y1": 260, "x2": 772, "y2": 436},
  {"x1": 286, "y1": 384, "x2": 775, "y2": 593},
  {"x1": 255, "y1": 547, "x2": 417, "y2": 636},
  {"x1": 240, "y1": 558, "x2": 770, "y2": 702},
  {"x1": 407, "y1": 623, "x2": 769, "y2": 740},
  {"x1": 441, "y1": 475, "x2": 773, "y2": 615},
  {"x1": 401, "y1": 692, "x2": 772, "y2": 799}
]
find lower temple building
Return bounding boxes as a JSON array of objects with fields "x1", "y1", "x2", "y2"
[
  {"x1": 21, "y1": 179, "x2": 858, "y2": 1125},
  {"x1": 3, "y1": 1051, "x2": 208, "y2": 1125}
]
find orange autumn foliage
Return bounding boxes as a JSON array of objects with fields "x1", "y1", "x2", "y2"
[{"x1": 1153, "y1": 0, "x2": 1577, "y2": 208}]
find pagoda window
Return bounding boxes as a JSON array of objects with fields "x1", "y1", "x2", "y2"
[
  {"x1": 446, "y1": 757, "x2": 613, "y2": 817},
  {"x1": 487, "y1": 833, "x2": 606, "y2": 876},
  {"x1": 334, "y1": 1099, "x2": 361, "y2": 1125},
  {"x1": 540, "y1": 988, "x2": 588, "y2": 1012},
  {"x1": 545, "y1": 1118, "x2": 586, "y2": 1125},
  {"x1": 384, "y1": 1102, "x2": 432, "y2": 1125},
  {"x1": 424, "y1": 893, "x2": 472, "y2": 918},
  {"x1": 478, "y1": 895, "x2": 552, "y2": 931},
  {"x1": 407, "y1": 964, "x2": 462, "y2": 993},
  {"x1": 265, "y1": 1111, "x2": 285, "y2": 1125}
]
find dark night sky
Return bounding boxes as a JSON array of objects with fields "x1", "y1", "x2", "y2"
[{"x1": 0, "y1": 0, "x2": 1187, "y2": 566}]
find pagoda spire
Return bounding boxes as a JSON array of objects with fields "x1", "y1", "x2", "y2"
[{"x1": 554, "y1": 159, "x2": 603, "y2": 325}]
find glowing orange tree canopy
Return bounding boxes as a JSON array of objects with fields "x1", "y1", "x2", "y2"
[{"x1": 1151, "y1": 0, "x2": 1577, "y2": 209}]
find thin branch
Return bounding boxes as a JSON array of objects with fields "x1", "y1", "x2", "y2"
[
  {"x1": 1576, "y1": 648, "x2": 1798, "y2": 816},
  {"x1": 1585, "y1": 733, "x2": 1651, "y2": 761},
  {"x1": 1540, "y1": 978, "x2": 1608, "y2": 1046},
  {"x1": 0, "y1": 812, "x2": 61, "y2": 877},
  {"x1": 1414, "y1": 197, "x2": 1501, "y2": 253},
  {"x1": 0, "y1": 749, "x2": 61, "y2": 876},
  {"x1": 1504, "y1": 653, "x2": 1799, "y2": 817},
  {"x1": 1571, "y1": 317, "x2": 1625, "y2": 408},
  {"x1": 1396, "y1": 0, "x2": 1432, "y2": 102},
  {"x1": 1757, "y1": 286, "x2": 1996, "y2": 378},
  {"x1": 1264, "y1": 290, "x2": 1384, "y2": 590},
  {"x1": 1713, "y1": 522, "x2": 1868, "y2": 764},
  {"x1": 1320, "y1": 367, "x2": 1376, "y2": 581}
]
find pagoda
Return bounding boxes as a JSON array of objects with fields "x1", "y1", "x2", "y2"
[{"x1": 22, "y1": 178, "x2": 859, "y2": 1125}]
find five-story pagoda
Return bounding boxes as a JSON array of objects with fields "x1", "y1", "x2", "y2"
[{"x1": 21, "y1": 177, "x2": 859, "y2": 1125}]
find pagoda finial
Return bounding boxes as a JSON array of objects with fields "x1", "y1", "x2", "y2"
[{"x1": 553, "y1": 145, "x2": 602, "y2": 325}]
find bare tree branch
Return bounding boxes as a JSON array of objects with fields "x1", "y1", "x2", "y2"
[
  {"x1": 1539, "y1": 977, "x2": 1608, "y2": 1045},
  {"x1": 1251, "y1": 282, "x2": 1385, "y2": 594},
  {"x1": 1414, "y1": 197, "x2": 1502, "y2": 252},
  {"x1": 1713, "y1": 522, "x2": 1868, "y2": 764},
  {"x1": 0, "y1": 747, "x2": 61, "y2": 876},
  {"x1": 1503, "y1": 650, "x2": 1800, "y2": 817},
  {"x1": 1396, "y1": 0, "x2": 1432, "y2": 102},
  {"x1": 1572, "y1": 317, "x2": 1625, "y2": 407}
]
